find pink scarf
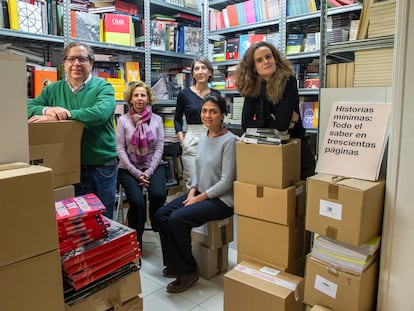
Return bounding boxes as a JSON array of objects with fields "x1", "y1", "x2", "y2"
[{"x1": 128, "y1": 106, "x2": 155, "y2": 161}]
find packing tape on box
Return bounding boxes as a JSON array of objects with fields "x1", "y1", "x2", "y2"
[{"x1": 234, "y1": 264, "x2": 300, "y2": 301}]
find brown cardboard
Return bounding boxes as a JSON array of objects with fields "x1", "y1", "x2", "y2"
[
  {"x1": 191, "y1": 217, "x2": 233, "y2": 249},
  {"x1": 193, "y1": 242, "x2": 229, "y2": 279},
  {"x1": 54, "y1": 184, "x2": 75, "y2": 201},
  {"x1": 224, "y1": 261, "x2": 304, "y2": 311},
  {"x1": 65, "y1": 269, "x2": 142, "y2": 311},
  {"x1": 237, "y1": 253, "x2": 307, "y2": 278},
  {"x1": 0, "y1": 164, "x2": 58, "y2": 267},
  {"x1": 237, "y1": 215, "x2": 305, "y2": 268},
  {"x1": 304, "y1": 256, "x2": 378, "y2": 311},
  {"x1": 306, "y1": 174, "x2": 386, "y2": 246},
  {"x1": 311, "y1": 305, "x2": 333, "y2": 311},
  {"x1": 0, "y1": 250, "x2": 65, "y2": 311},
  {"x1": 236, "y1": 140, "x2": 301, "y2": 189},
  {"x1": 0, "y1": 53, "x2": 30, "y2": 165},
  {"x1": 234, "y1": 180, "x2": 306, "y2": 225},
  {"x1": 29, "y1": 121, "x2": 83, "y2": 188}
]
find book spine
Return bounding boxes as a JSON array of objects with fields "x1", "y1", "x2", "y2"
[{"x1": 7, "y1": 0, "x2": 19, "y2": 30}]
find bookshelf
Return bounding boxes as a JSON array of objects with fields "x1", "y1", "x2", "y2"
[{"x1": 207, "y1": 0, "x2": 395, "y2": 155}]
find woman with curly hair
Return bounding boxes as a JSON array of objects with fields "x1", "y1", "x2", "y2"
[{"x1": 236, "y1": 41, "x2": 315, "y2": 179}]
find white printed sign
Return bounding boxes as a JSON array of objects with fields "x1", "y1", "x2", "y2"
[{"x1": 316, "y1": 102, "x2": 391, "y2": 181}]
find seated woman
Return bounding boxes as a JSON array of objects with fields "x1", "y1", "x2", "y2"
[
  {"x1": 154, "y1": 93, "x2": 237, "y2": 293},
  {"x1": 116, "y1": 81, "x2": 167, "y2": 254}
]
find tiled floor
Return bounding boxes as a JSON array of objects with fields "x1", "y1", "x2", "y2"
[{"x1": 139, "y1": 230, "x2": 237, "y2": 311}]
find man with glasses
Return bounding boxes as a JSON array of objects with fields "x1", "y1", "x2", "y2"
[{"x1": 28, "y1": 41, "x2": 118, "y2": 219}]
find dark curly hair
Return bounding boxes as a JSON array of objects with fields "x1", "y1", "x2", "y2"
[{"x1": 202, "y1": 93, "x2": 228, "y2": 115}]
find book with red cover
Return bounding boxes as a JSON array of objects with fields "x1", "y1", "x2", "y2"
[
  {"x1": 59, "y1": 227, "x2": 109, "y2": 255},
  {"x1": 225, "y1": 37, "x2": 239, "y2": 60},
  {"x1": 64, "y1": 251, "x2": 139, "y2": 290},
  {"x1": 61, "y1": 217, "x2": 137, "y2": 269},
  {"x1": 55, "y1": 193, "x2": 106, "y2": 225},
  {"x1": 64, "y1": 243, "x2": 140, "y2": 279},
  {"x1": 63, "y1": 239, "x2": 139, "y2": 275},
  {"x1": 103, "y1": 13, "x2": 132, "y2": 46},
  {"x1": 58, "y1": 214, "x2": 110, "y2": 240}
]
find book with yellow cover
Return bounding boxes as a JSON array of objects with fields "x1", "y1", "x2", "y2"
[
  {"x1": 124, "y1": 61, "x2": 140, "y2": 82},
  {"x1": 7, "y1": 0, "x2": 19, "y2": 30}
]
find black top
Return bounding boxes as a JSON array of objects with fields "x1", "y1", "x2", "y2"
[
  {"x1": 174, "y1": 87, "x2": 220, "y2": 133},
  {"x1": 241, "y1": 76, "x2": 306, "y2": 139}
]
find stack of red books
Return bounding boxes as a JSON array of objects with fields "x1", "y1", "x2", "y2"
[
  {"x1": 55, "y1": 194, "x2": 141, "y2": 290},
  {"x1": 56, "y1": 194, "x2": 109, "y2": 255}
]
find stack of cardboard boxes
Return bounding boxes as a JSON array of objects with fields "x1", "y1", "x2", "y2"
[
  {"x1": 303, "y1": 174, "x2": 386, "y2": 310},
  {"x1": 0, "y1": 53, "x2": 142, "y2": 310},
  {"x1": 191, "y1": 217, "x2": 234, "y2": 279},
  {"x1": 223, "y1": 140, "x2": 309, "y2": 310}
]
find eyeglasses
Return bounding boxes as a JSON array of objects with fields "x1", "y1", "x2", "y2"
[{"x1": 64, "y1": 56, "x2": 90, "y2": 64}]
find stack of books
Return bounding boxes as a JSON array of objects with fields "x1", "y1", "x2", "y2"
[
  {"x1": 242, "y1": 128, "x2": 290, "y2": 145},
  {"x1": 354, "y1": 48, "x2": 393, "y2": 87},
  {"x1": 368, "y1": 0, "x2": 396, "y2": 38},
  {"x1": 311, "y1": 234, "x2": 380, "y2": 274},
  {"x1": 61, "y1": 218, "x2": 140, "y2": 290},
  {"x1": 56, "y1": 194, "x2": 141, "y2": 290},
  {"x1": 56, "y1": 194, "x2": 109, "y2": 255}
]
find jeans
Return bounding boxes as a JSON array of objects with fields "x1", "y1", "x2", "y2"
[
  {"x1": 155, "y1": 193, "x2": 234, "y2": 275},
  {"x1": 75, "y1": 164, "x2": 118, "y2": 219},
  {"x1": 118, "y1": 165, "x2": 167, "y2": 252}
]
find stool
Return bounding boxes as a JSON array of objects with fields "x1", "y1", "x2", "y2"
[{"x1": 114, "y1": 184, "x2": 148, "y2": 225}]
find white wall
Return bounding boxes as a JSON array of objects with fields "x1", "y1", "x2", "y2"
[{"x1": 378, "y1": 1, "x2": 414, "y2": 310}]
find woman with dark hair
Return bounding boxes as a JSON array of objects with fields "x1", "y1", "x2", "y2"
[
  {"x1": 116, "y1": 81, "x2": 167, "y2": 253},
  {"x1": 155, "y1": 93, "x2": 237, "y2": 293},
  {"x1": 236, "y1": 41, "x2": 315, "y2": 179},
  {"x1": 174, "y1": 56, "x2": 221, "y2": 190}
]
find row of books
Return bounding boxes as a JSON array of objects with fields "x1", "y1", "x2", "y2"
[
  {"x1": 240, "y1": 128, "x2": 291, "y2": 145},
  {"x1": 326, "y1": 61, "x2": 354, "y2": 88},
  {"x1": 286, "y1": 0, "x2": 319, "y2": 17},
  {"x1": 150, "y1": 19, "x2": 202, "y2": 55},
  {"x1": 211, "y1": 32, "x2": 279, "y2": 62},
  {"x1": 209, "y1": 0, "x2": 281, "y2": 31}
]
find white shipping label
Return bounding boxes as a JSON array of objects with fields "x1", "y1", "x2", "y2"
[
  {"x1": 314, "y1": 275, "x2": 338, "y2": 299},
  {"x1": 319, "y1": 199, "x2": 342, "y2": 220}
]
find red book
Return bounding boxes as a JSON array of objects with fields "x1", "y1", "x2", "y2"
[
  {"x1": 64, "y1": 251, "x2": 140, "y2": 290},
  {"x1": 64, "y1": 245, "x2": 140, "y2": 281},
  {"x1": 63, "y1": 240, "x2": 139, "y2": 275},
  {"x1": 59, "y1": 227, "x2": 108, "y2": 255},
  {"x1": 61, "y1": 217, "x2": 137, "y2": 269},
  {"x1": 103, "y1": 13, "x2": 132, "y2": 46},
  {"x1": 55, "y1": 193, "x2": 106, "y2": 225},
  {"x1": 58, "y1": 214, "x2": 110, "y2": 240}
]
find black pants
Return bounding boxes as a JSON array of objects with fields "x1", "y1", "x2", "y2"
[
  {"x1": 301, "y1": 137, "x2": 316, "y2": 180},
  {"x1": 118, "y1": 166, "x2": 167, "y2": 252},
  {"x1": 154, "y1": 193, "x2": 234, "y2": 276}
]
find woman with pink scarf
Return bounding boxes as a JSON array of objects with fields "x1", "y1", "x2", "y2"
[{"x1": 116, "y1": 81, "x2": 166, "y2": 256}]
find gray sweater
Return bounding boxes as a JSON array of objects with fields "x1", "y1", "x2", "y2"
[{"x1": 191, "y1": 130, "x2": 237, "y2": 207}]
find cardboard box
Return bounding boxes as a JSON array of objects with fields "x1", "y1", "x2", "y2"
[
  {"x1": 117, "y1": 296, "x2": 143, "y2": 311},
  {"x1": 191, "y1": 217, "x2": 233, "y2": 249},
  {"x1": 236, "y1": 140, "x2": 301, "y2": 189},
  {"x1": 237, "y1": 215, "x2": 305, "y2": 268},
  {"x1": 0, "y1": 250, "x2": 64, "y2": 311},
  {"x1": 0, "y1": 53, "x2": 29, "y2": 165},
  {"x1": 65, "y1": 269, "x2": 142, "y2": 311},
  {"x1": 29, "y1": 121, "x2": 83, "y2": 188},
  {"x1": 237, "y1": 253, "x2": 307, "y2": 278},
  {"x1": 304, "y1": 256, "x2": 378, "y2": 311},
  {"x1": 0, "y1": 163, "x2": 58, "y2": 267},
  {"x1": 234, "y1": 180, "x2": 306, "y2": 225},
  {"x1": 193, "y1": 242, "x2": 229, "y2": 279},
  {"x1": 54, "y1": 184, "x2": 75, "y2": 201},
  {"x1": 306, "y1": 174, "x2": 385, "y2": 246},
  {"x1": 224, "y1": 261, "x2": 304, "y2": 311}
]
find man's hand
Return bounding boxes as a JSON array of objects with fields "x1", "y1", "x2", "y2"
[
  {"x1": 28, "y1": 115, "x2": 57, "y2": 123},
  {"x1": 44, "y1": 107, "x2": 72, "y2": 120}
]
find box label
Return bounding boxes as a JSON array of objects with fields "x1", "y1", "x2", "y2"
[
  {"x1": 319, "y1": 199, "x2": 342, "y2": 220},
  {"x1": 314, "y1": 275, "x2": 338, "y2": 299}
]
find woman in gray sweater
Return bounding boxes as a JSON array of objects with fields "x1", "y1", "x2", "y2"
[{"x1": 155, "y1": 93, "x2": 237, "y2": 293}]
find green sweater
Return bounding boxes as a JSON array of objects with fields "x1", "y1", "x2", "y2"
[{"x1": 28, "y1": 78, "x2": 117, "y2": 166}]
